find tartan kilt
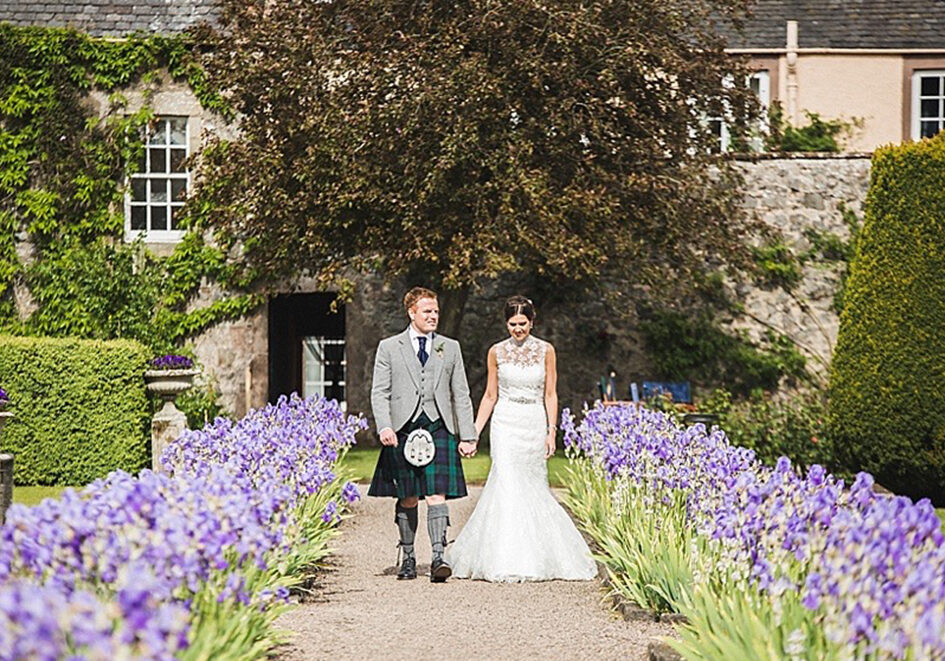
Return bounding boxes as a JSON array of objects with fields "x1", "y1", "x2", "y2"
[{"x1": 368, "y1": 413, "x2": 468, "y2": 500}]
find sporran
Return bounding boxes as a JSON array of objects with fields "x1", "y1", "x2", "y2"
[{"x1": 404, "y1": 428, "x2": 436, "y2": 467}]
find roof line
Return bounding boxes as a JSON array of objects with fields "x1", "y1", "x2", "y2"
[{"x1": 727, "y1": 48, "x2": 945, "y2": 55}]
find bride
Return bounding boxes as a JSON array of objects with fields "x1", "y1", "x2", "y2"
[{"x1": 447, "y1": 296, "x2": 597, "y2": 582}]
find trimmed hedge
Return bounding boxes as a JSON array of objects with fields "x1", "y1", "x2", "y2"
[
  {"x1": 828, "y1": 133, "x2": 945, "y2": 504},
  {"x1": 0, "y1": 335, "x2": 150, "y2": 485}
]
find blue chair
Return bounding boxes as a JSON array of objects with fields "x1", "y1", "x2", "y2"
[{"x1": 640, "y1": 381, "x2": 692, "y2": 404}]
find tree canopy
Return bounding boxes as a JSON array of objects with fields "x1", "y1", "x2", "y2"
[{"x1": 192, "y1": 0, "x2": 760, "y2": 329}]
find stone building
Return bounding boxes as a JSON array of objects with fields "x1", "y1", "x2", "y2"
[
  {"x1": 0, "y1": 1, "x2": 940, "y2": 434},
  {"x1": 723, "y1": 1, "x2": 945, "y2": 152}
]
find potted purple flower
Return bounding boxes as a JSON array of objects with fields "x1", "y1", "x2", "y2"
[
  {"x1": 144, "y1": 355, "x2": 199, "y2": 402},
  {"x1": 144, "y1": 355, "x2": 200, "y2": 473}
]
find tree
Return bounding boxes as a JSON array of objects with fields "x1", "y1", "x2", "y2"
[
  {"x1": 828, "y1": 134, "x2": 945, "y2": 505},
  {"x1": 191, "y1": 0, "x2": 759, "y2": 334}
]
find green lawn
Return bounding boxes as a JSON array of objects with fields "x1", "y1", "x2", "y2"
[
  {"x1": 13, "y1": 485, "x2": 67, "y2": 507},
  {"x1": 7, "y1": 450, "x2": 570, "y2": 510},
  {"x1": 340, "y1": 446, "x2": 572, "y2": 488}
]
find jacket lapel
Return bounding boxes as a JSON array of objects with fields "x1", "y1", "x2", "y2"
[
  {"x1": 397, "y1": 328, "x2": 421, "y2": 388},
  {"x1": 431, "y1": 335, "x2": 445, "y2": 386}
]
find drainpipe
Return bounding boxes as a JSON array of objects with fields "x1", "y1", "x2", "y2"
[
  {"x1": 786, "y1": 20, "x2": 799, "y2": 125},
  {"x1": 245, "y1": 358, "x2": 253, "y2": 417}
]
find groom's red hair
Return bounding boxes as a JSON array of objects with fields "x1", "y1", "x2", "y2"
[{"x1": 404, "y1": 286, "x2": 438, "y2": 312}]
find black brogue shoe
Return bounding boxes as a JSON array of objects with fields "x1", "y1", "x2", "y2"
[{"x1": 397, "y1": 556, "x2": 417, "y2": 580}]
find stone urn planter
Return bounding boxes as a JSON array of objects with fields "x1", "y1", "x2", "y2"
[
  {"x1": 144, "y1": 368, "x2": 198, "y2": 472},
  {"x1": 144, "y1": 368, "x2": 199, "y2": 403}
]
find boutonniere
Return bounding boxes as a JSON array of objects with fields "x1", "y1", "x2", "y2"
[{"x1": 433, "y1": 342, "x2": 445, "y2": 356}]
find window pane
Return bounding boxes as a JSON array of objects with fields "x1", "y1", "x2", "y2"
[
  {"x1": 149, "y1": 119, "x2": 167, "y2": 145},
  {"x1": 921, "y1": 99, "x2": 940, "y2": 119},
  {"x1": 921, "y1": 121, "x2": 941, "y2": 138},
  {"x1": 134, "y1": 148, "x2": 146, "y2": 173},
  {"x1": 170, "y1": 149, "x2": 187, "y2": 172},
  {"x1": 131, "y1": 178, "x2": 146, "y2": 201},
  {"x1": 171, "y1": 178, "x2": 187, "y2": 202},
  {"x1": 169, "y1": 118, "x2": 187, "y2": 145},
  {"x1": 149, "y1": 148, "x2": 166, "y2": 173},
  {"x1": 921, "y1": 76, "x2": 941, "y2": 97},
  {"x1": 325, "y1": 363, "x2": 344, "y2": 385},
  {"x1": 325, "y1": 343, "x2": 344, "y2": 363},
  {"x1": 150, "y1": 178, "x2": 168, "y2": 203},
  {"x1": 151, "y1": 206, "x2": 167, "y2": 231},
  {"x1": 130, "y1": 206, "x2": 146, "y2": 230},
  {"x1": 171, "y1": 205, "x2": 184, "y2": 230},
  {"x1": 326, "y1": 383, "x2": 345, "y2": 402}
]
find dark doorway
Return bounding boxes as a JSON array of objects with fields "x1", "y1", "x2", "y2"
[{"x1": 268, "y1": 293, "x2": 346, "y2": 408}]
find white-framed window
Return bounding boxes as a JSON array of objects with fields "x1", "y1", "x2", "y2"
[
  {"x1": 912, "y1": 71, "x2": 945, "y2": 140},
  {"x1": 302, "y1": 337, "x2": 346, "y2": 410},
  {"x1": 126, "y1": 116, "x2": 189, "y2": 242},
  {"x1": 710, "y1": 70, "x2": 771, "y2": 152}
]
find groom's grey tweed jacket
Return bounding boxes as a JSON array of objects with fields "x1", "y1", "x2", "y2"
[{"x1": 371, "y1": 328, "x2": 477, "y2": 441}]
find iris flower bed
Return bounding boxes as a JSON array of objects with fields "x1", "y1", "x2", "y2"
[
  {"x1": 0, "y1": 393, "x2": 365, "y2": 661},
  {"x1": 561, "y1": 403, "x2": 945, "y2": 661}
]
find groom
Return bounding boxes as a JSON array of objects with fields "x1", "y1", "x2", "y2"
[{"x1": 367, "y1": 287, "x2": 478, "y2": 582}]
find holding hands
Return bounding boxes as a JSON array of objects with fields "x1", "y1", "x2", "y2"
[{"x1": 459, "y1": 420, "x2": 486, "y2": 458}]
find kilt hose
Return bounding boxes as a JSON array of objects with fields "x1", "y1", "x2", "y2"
[{"x1": 368, "y1": 413, "x2": 468, "y2": 500}]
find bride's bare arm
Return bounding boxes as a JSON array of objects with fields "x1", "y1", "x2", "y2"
[
  {"x1": 544, "y1": 343, "x2": 558, "y2": 458},
  {"x1": 474, "y1": 346, "x2": 499, "y2": 437}
]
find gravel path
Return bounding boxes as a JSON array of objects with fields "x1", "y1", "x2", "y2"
[{"x1": 276, "y1": 485, "x2": 673, "y2": 661}]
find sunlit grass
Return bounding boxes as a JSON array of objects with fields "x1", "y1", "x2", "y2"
[
  {"x1": 9, "y1": 449, "x2": 571, "y2": 509},
  {"x1": 13, "y1": 485, "x2": 67, "y2": 507},
  {"x1": 340, "y1": 446, "x2": 571, "y2": 488}
]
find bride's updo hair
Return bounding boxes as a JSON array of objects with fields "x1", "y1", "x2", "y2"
[{"x1": 504, "y1": 295, "x2": 536, "y2": 322}]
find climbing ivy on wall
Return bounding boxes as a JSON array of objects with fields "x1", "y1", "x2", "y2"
[{"x1": 0, "y1": 24, "x2": 257, "y2": 353}]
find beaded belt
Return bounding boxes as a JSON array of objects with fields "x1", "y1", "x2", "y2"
[{"x1": 504, "y1": 396, "x2": 540, "y2": 405}]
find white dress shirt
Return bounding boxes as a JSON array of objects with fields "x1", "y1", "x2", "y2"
[{"x1": 409, "y1": 326, "x2": 435, "y2": 364}]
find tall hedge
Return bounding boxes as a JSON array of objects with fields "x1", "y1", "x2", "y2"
[
  {"x1": 0, "y1": 335, "x2": 150, "y2": 485},
  {"x1": 828, "y1": 134, "x2": 945, "y2": 504}
]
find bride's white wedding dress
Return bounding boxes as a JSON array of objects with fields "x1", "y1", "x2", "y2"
[{"x1": 447, "y1": 335, "x2": 597, "y2": 582}]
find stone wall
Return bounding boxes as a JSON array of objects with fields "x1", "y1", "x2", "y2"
[
  {"x1": 190, "y1": 307, "x2": 268, "y2": 418},
  {"x1": 727, "y1": 154, "x2": 872, "y2": 383}
]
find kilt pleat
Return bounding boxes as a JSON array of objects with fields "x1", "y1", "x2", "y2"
[{"x1": 368, "y1": 413, "x2": 467, "y2": 499}]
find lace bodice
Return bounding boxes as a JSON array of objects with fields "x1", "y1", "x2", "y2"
[{"x1": 494, "y1": 336, "x2": 547, "y2": 404}]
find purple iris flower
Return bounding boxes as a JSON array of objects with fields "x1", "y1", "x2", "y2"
[
  {"x1": 566, "y1": 402, "x2": 945, "y2": 659},
  {"x1": 150, "y1": 355, "x2": 195, "y2": 370},
  {"x1": 0, "y1": 392, "x2": 365, "y2": 658}
]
